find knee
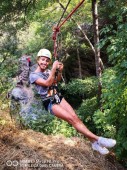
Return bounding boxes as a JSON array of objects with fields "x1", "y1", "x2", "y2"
[{"x1": 68, "y1": 114, "x2": 80, "y2": 125}]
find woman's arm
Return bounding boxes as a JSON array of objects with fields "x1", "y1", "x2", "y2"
[{"x1": 35, "y1": 61, "x2": 60, "y2": 86}]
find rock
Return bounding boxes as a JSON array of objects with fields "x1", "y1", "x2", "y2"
[
  {"x1": 11, "y1": 87, "x2": 28, "y2": 102},
  {"x1": 10, "y1": 84, "x2": 53, "y2": 128},
  {"x1": 10, "y1": 57, "x2": 53, "y2": 128}
]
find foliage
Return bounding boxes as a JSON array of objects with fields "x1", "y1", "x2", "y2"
[
  {"x1": 91, "y1": 2, "x2": 127, "y2": 164},
  {"x1": 27, "y1": 111, "x2": 78, "y2": 137},
  {"x1": 61, "y1": 77, "x2": 98, "y2": 98},
  {"x1": 20, "y1": 0, "x2": 92, "y2": 59},
  {"x1": 0, "y1": 38, "x2": 19, "y2": 98},
  {"x1": 94, "y1": 68, "x2": 127, "y2": 162},
  {"x1": 77, "y1": 97, "x2": 99, "y2": 133},
  {"x1": 32, "y1": 117, "x2": 78, "y2": 137},
  {"x1": 1, "y1": 0, "x2": 127, "y2": 166},
  {"x1": 93, "y1": 69, "x2": 117, "y2": 135},
  {"x1": 96, "y1": 4, "x2": 127, "y2": 162},
  {"x1": 0, "y1": 0, "x2": 36, "y2": 98}
]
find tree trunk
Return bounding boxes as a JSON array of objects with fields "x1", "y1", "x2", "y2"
[{"x1": 92, "y1": 0, "x2": 102, "y2": 100}]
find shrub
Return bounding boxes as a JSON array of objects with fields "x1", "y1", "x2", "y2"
[
  {"x1": 60, "y1": 77, "x2": 98, "y2": 108},
  {"x1": 77, "y1": 97, "x2": 99, "y2": 133},
  {"x1": 94, "y1": 68, "x2": 127, "y2": 163}
]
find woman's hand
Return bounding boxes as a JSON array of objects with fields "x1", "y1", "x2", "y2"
[
  {"x1": 52, "y1": 61, "x2": 64, "y2": 72},
  {"x1": 52, "y1": 60, "x2": 60, "y2": 70}
]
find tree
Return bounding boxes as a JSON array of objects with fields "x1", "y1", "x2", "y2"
[
  {"x1": 94, "y1": 0, "x2": 127, "y2": 163},
  {"x1": 92, "y1": 0, "x2": 102, "y2": 100}
]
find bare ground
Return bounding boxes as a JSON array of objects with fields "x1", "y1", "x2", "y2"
[{"x1": 0, "y1": 109, "x2": 126, "y2": 170}]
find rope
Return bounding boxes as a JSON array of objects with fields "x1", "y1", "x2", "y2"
[
  {"x1": 57, "y1": 32, "x2": 63, "y2": 59},
  {"x1": 58, "y1": 0, "x2": 85, "y2": 29},
  {"x1": 52, "y1": 0, "x2": 71, "y2": 60},
  {"x1": 57, "y1": 0, "x2": 72, "y2": 27},
  {"x1": 52, "y1": 0, "x2": 85, "y2": 59}
]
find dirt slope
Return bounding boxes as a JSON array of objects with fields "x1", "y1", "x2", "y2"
[{"x1": 0, "y1": 110, "x2": 125, "y2": 170}]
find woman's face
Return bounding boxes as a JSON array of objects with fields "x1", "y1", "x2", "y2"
[{"x1": 37, "y1": 56, "x2": 51, "y2": 70}]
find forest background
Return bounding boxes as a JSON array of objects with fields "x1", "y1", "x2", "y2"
[{"x1": 0, "y1": 0, "x2": 127, "y2": 167}]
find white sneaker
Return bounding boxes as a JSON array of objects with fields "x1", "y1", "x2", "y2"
[
  {"x1": 98, "y1": 137, "x2": 116, "y2": 148},
  {"x1": 92, "y1": 141, "x2": 109, "y2": 155}
]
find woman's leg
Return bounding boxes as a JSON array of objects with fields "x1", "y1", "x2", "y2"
[
  {"x1": 52, "y1": 98, "x2": 116, "y2": 155},
  {"x1": 52, "y1": 98, "x2": 99, "y2": 142}
]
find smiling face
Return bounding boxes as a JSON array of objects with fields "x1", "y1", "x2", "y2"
[{"x1": 37, "y1": 56, "x2": 51, "y2": 71}]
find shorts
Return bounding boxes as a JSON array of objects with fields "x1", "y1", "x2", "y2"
[{"x1": 42, "y1": 94, "x2": 63, "y2": 115}]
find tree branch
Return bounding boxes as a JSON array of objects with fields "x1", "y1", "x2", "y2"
[{"x1": 58, "y1": 1, "x2": 104, "y2": 70}]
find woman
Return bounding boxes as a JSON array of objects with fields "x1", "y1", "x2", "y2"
[{"x1": 29, "y1": 49, "x2": 116, "y2": 155}]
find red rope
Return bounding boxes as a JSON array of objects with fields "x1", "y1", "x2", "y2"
[
  {"x1": 52, "y1": 0, "x2": 85, "y2": 59},
  {"x1": 52, "y1": 27, "x2": 60, "y2": 60},
  {"x1": 58, "y1": 0, "x2": 85, "y2": 29}
]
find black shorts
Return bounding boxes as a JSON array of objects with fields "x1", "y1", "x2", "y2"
[{"x1": 42, "y1": 94, "x2": 63, "y2": 114}]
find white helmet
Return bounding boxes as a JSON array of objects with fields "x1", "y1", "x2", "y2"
[{"x1": 37, "y1": 49, "x2": 52, "y2": 59}]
